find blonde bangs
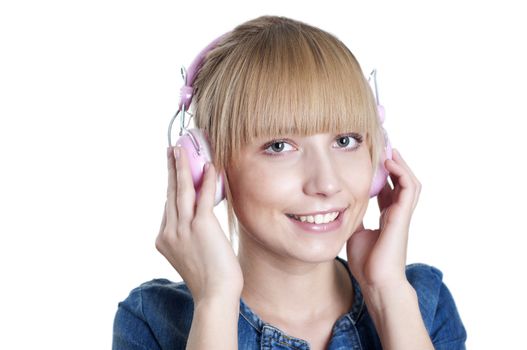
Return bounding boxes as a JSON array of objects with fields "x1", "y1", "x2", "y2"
[
  {"x1": 253, "y1": 34, "x2": 373, "y2": 136},
  {"x1": 192, "y1": 16, "x2": 384, "y2": 240}
]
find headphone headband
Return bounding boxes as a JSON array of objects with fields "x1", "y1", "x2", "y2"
[
  {"x1": 169, "y1": 31, "x2": 386, "y2": 147},
  {"x1": 178, "y1": 32, "x2": 230, "y2": 111}
]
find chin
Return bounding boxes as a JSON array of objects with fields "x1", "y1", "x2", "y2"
[{"x1": 284, "y1": 241, "x2": 343, "y2": 264}]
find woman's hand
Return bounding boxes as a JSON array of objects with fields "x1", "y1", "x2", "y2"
[
  {"x1": 346, "y1": 149, "x2": 422, "y2": 291},
  {"x1": 346, "y1": 149, "x2": 433, "y2": 348},
  {"x1": 156, "y1": 146, "x2": 244, "y2": 304}
]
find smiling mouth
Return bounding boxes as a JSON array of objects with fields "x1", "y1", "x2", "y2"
[{"x1": 285, "y1": 210, "x2": 343, "y2": 224}]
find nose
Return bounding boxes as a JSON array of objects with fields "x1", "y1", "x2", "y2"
[{"x1": 302, "y1": 149, "x2": 342, "y2": 198}]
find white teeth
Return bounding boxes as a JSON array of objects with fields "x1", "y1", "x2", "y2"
[{"x1": 291, "y1": 212, "x2": 339, "y2": 224}]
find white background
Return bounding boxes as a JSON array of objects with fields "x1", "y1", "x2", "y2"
[{"x1": 1, "y1": 1, "x2": 525, "y2": 349}]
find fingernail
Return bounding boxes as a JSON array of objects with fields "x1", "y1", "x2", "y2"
[
  {"x1": 174, "y1": 146, "x2": 180, "y2": 159},
  {"x1": 204, "y1": 162, "x2": 210, "y2": 171}
]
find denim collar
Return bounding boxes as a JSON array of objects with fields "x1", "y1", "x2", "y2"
[{"x1": 239, "y1": 256, "x2": 365, "y2": 335}]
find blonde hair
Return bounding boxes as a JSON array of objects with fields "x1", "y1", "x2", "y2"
[{"x1": 192, "y1": 15, "x2": 383, "y2": 243}]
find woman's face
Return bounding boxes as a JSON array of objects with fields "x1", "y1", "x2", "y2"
[{"x1": 226, "y1": 132, "x2": 374, "y2": 264}]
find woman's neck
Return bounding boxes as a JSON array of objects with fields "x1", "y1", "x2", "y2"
[{"x1": 237, "y1": 240, "x2": 354, "y2": 326}]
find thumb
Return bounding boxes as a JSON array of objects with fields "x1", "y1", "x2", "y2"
[
  {"x1": 354, "y1": 221, "x2": 366, "y2": 233},
  {"x1": 346, "y1": 225, "x2": 379, "y2": 265}
]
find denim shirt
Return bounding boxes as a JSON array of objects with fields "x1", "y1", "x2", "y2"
[{"x1": 113, "y1": 257, "x2": 467, "y2": 349}]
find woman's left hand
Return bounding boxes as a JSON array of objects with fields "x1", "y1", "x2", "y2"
[{"x1": 346, "y1": 148, "x2": 422, "y2": 291}]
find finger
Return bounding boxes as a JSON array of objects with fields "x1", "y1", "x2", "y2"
[
  {"x1": 386, "y1": 151, "x2": 415, "y2": 189},
  {"x1": 391, "y1": 149, "x2": 421, "y2": 209},
  {"x1": 196, "y1": 162, "x2": 217, "y2": 216},
  {"x1": 384, "y1": 156, "x2": 416, "y2": 212},
  {"x1": 166, "y1": 147, "x2": 178, "y2": 228},
  {"x1": 174, "y1": 145, "x2": 196, "y2": 225},
  {"x1": 392, "y1": 149, "x2": 419, "y2": 185}
]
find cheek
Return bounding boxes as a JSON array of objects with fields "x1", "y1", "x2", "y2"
[
  {"x1": 346, "y1": 168, "x2": 373, "y2": 196},
  {"x1": 236, "y1": 165, "x2": 296, "y2": 210},
  {"x1": 339, "y1": 158, "x2": 373, "y2": 194},
  {"x1": 228, "y1": 165, "x2": 297, "y2": 239}
]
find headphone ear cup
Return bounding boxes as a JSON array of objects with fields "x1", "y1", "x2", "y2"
[
  {"x1": 175, "y1": 129, "x2": 226, "y2": 206},
  {"x1": 369, "y1": 105, "x2": 393, "y2": 198}
]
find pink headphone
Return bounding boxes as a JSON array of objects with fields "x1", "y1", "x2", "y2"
[{"x1": 167, "y1": 33, "x2": 393, "y2": 207}]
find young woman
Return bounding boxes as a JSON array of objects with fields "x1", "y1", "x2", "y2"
[{"x1": 113, "y1": 15, "x2": 466, "y2": 350}]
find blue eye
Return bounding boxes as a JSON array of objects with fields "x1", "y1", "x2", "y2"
[
  {"x1": 262, "y1": 133, "x2": 363, "y2": 157},
  {"x1": 263, "y1": 140, "x2": 295, "y2": 156},
  {"x1": 335, "y1": 134, "x2": 363, "y2": 150}
]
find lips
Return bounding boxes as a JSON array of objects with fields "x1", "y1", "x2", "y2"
[
  {"x1": 286, "y1": 207, "x2": 347, "y2": 217},
  {"x1": 287, "y1": 211, "x2": 340, "y2": 224},
  {"x1": 286, "y1": 207, "x2": 346, "y2": 233}
]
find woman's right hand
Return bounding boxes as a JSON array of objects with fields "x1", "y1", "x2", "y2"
[{"x1": 156, "y1": 146, "x2": 244, "y2": 304}]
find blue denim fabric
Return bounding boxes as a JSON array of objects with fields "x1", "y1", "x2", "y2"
[{"x1": 113, "y1": 257, "x2": 466, "y2": 349}]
